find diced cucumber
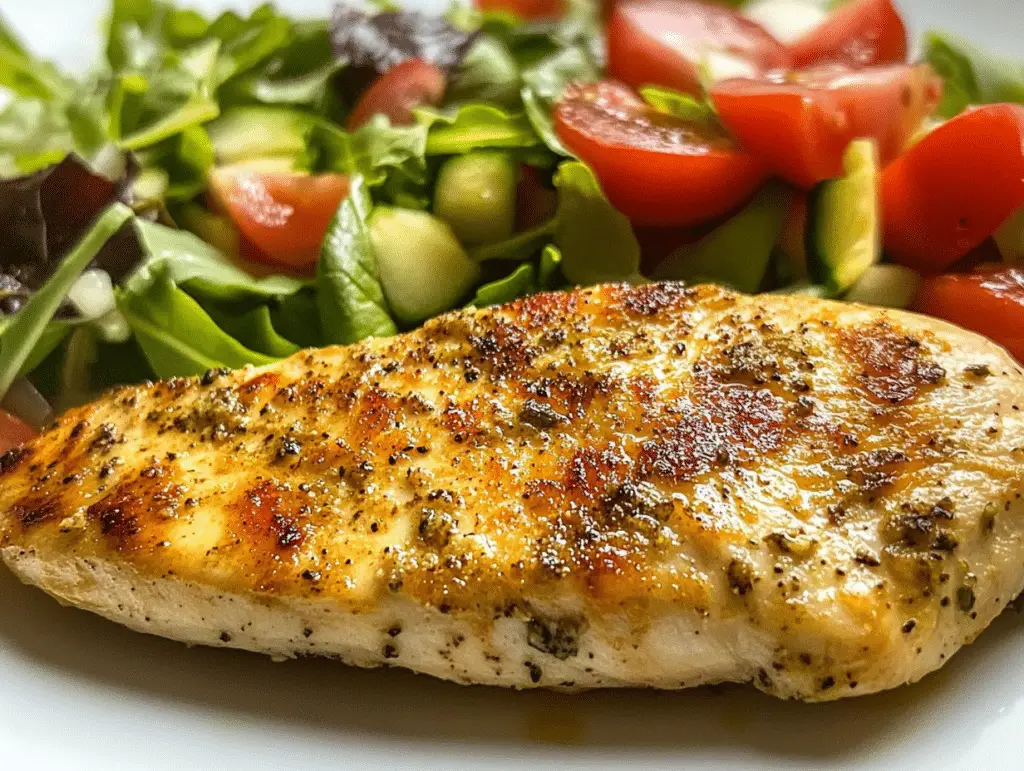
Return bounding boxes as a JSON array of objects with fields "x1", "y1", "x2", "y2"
[
  {"x1": 653, "y1": 182, "x2": 791, "y2": 293},
  {"x1": 995, "y1": 206, "x2": 1024, "y2": 263},
  {"x1": 368, "y1": 207, "x2": 481, "y2": 325},
  {"x1": 744, "y1": 0, "x2": 827, "y2": 44},
  {"x1": 807, "y1": 139, "x2": 881, "y2": 296},
  {"x1": 844, "y1": 264, "x2": 921, "y2": 309},
  {"x1": 433, "y1": 152, "x2": 518, "y2": 248},
  {"x1": 207, "y1": 107, "x2": 314, "y2": 167}
]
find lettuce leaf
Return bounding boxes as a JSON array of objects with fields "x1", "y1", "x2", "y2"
[
  {"x1": 520, "y1": 45, "x2": 598, "y2": 156},
  {"x1": 923, "y1": 31, "x2": 1024, "y2": 118},
  {"x1": 553, "y1": 161, "x2": 643, "y2": 285}
]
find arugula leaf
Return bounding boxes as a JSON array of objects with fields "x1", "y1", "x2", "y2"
[
  {"x1": 447, "y1": 36, "x2": 522, "y2": 110},
  {"x1": 219, "y1": 21, "x2": 341, "y2": 113},
  {"x1": 207, "y1": 6, "x2": 292, "y2": 86},
  {"x1": 520, "y1": 45, "x2": 598, "y2": 156},
  {"x1": 0, "y1": 203, "x2": 133, "y2": 399},
  {"x1": 468, "y1": 262, "x2": 536, "y2": 308},
  {"x1": 0, "y1": 13, "x2": 70, "y2": 100},
  {"x1": 0, "y1": 16, "x2": 106, "y2": 175},
  {"x1": 553, "y1": 161, "x2": 643, "y2": 285},
  {"x1": 109, "y1": 36, "x2": 221, "y2": 150},
  {"x1": 126, "y1": 219, "x2": 305, "y2": 302},
  {"x1": 316, "y1": 174, "x2": 398, "y2": 345},
  {"x1": 418, "y1": 104, "x2": 541, "y2": 155},
  {"x1": 119, "y1": 273, "x2": 278, "y2": 378},
  {"x1": 924, "y1": 31, "x2": 1024, "y2": 117},
  {"x1": 654, "y1": 182, "x2": 791, "y2": 293}
]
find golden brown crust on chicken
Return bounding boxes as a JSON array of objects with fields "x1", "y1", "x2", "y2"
[{"x1": 3, "y1": 282, "x2": 1024, "y2": 701}]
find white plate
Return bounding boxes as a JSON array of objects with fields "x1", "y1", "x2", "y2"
[{"x1": 2, "y1": 2, "x2": 1024, "y2": 769}]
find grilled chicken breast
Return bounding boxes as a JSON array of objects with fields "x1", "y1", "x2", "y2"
[{"x1": 3, "y1": 283, "x2": 1024, "y2": 702}]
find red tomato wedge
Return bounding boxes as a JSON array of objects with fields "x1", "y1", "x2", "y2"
[
  {"x1": 554, "y1": 81, "x2": 768, "y2": 227},
  {"x1": 882, "y1": 104, "x2": 1024, "y2": 273},
  {"x1": 791, "y1": 0, "x2": 907, "y2": 68},
  {"x1": 475, "y1": 0, "x2": 564, "y2": 21},
  {"x1": 0, "y1": 409, "x2": 36, "y2": 454},
  {"x1": 346, "y1": 59, "x2": 446, "y2": 131},
  {"x1": 711, "y1": 63, "x2": 942, "y2": 189},
  {"x1": 914, "y1": 266, "x2": 1024, "y2": 362},
  {"x1": 607, "y1": 0, "x2": 790, "y2": 95},
  {"x1": 209, "y1": 169, "x2": 350, "y2": 272}
]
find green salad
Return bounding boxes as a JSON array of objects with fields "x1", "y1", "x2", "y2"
[{"x1": 0, "y1": 0, "x2": 1022, "y2": 432}]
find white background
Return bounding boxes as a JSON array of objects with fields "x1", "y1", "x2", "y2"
[{"x1": 2, "y1": 1, "x2": 1024, "y2": 770}]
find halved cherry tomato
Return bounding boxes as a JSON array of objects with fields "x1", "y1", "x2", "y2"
[
  {"x1": 791, "y1": 0, "x2": 907, "y2": 68},
  {"x1": 475, "y1": 0, "x2": 564, "y2": 21},
  {"x1": 607, "y1": 0, "x2": 789, "y2": 95},
  {"x1": 554, "y1": 81, "x2": 767, "y2": 226},
  {"x1": 0, "y1": 409, "x2": 36, "y2": 454},
  {"x1": 209, "y1": 169, "x2": 350, "y2": 272},
  {"x1": 346, "y1": 59, "x2": 446, "y2": 131},
  {"x1": 914, "y1": 265, "x2": 1024, "y2": 362},
  {"x1": 711, "y1": 63, "x2": 942, "y2": 189},
  {"x1": 882, "y1": 104, "x2": 1024, "y2": 273}
]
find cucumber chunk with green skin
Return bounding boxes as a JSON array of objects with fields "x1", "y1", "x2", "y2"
[
  {"x1": 368, "y1": 207, "x2": 481, "y2": 326},
  {"x1": 807, "y1": 139, "x2": 881, "y2": 296},
  {"x1": 207, "y1": 107, "x2": 313, "y2": 166},
  {"x1": 653, "y1": 181, "x2": 792, "y2": 293},
  {"x1": 433, "y1": 152, "x2": 518, "y2": 247},
  {"x1": 844, "y1": 264, "x2": 921, "y2": 309},
  {"x1": 995, "y1": 206, "x2": 1024, "y2": 263}
]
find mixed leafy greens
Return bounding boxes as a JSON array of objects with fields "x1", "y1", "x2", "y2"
[{"x1": 1, "y1": 0, "x2": 1022, "y2": 425}]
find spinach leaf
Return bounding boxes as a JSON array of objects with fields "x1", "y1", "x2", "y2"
[
  {"x1": 468, "y1": 262, "x2": 536, "y2": 308},
  {"x1": 553, "y1": 161, "x2": 643, "y2": 285},
  {"x1": 203, "y1": 302, "x2": 301, "y2": 358},
  {"x1": 520, "y1": 45, "x2": 598, "y2": 156},
  {"x1": 271, "y1": 288, "x2": 323, "y2": 348},
  {"x1": 316, "y1": 174, "x2": 397, "y2": 345},
  {"x1": 0, "y1": 203, "x2": 133, "y2": 398},
  {"x1": 126, "y1": 219, "x2": 305, "y2": 301},
  {"x1": 118, "y1": 272, "x2": 277, "y2": 379},
  {"x1": 653, "y1": 182, "x2": 791, "y2": 293},
  {"x1": 923, "y1": 31, "x2": 1024, "y2": 117},
  {"x1": 418, "y1": 104, "x2": 541, "y2": 155}
]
